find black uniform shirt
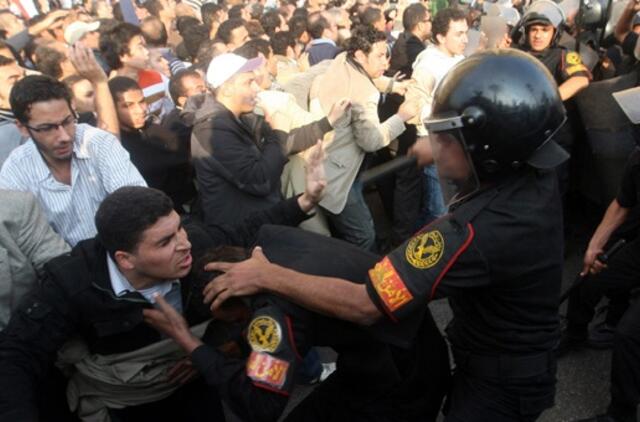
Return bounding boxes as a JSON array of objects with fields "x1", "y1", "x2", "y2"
[
  {"x1": 365, "y1": 169, "x2": 564, "y2": 355},
  {"x1": 528, "y1": 46, "x2": 591, "y2": 85},
  {"x1": 616, "y1": 147, "x2": 640, "y2": 208}
]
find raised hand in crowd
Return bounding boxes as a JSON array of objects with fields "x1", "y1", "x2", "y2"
[
  {"x1": 299, "y1": 139, "x2": 327, "y2": 210},
  {"x1": 69, "y1": 43, "x2": 120, "y2": 137}
]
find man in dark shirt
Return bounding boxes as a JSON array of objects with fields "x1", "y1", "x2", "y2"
[
  {"x1": 387, "y1": 3, "x2": 431, "y2": 78},
  {"x1": 561, "y1": 148, "x2": 640, "y2": 422},
  {"x1": 109, "y1": 76, "x2": 196, "y2": 212}
]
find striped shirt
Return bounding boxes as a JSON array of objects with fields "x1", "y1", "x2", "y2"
[{"x1": 0, "y1": 124, "x2": 147, "y2": 246}]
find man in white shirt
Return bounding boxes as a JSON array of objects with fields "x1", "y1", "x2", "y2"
[
  {"x1": 0, "y1": 75, "x2": 146, "y2": 246},
  {"x1": 406, "y1": 8, "x2": 468, "y2": 225}
]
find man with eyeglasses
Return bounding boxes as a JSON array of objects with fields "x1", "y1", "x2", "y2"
[{"x1": 0, "y1": 75, "x2": 146, "y2": 246}]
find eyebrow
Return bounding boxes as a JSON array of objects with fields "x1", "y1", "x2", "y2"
[
  {"x1": 33, "y1": 114, "x2": 73, "y2": 128},
  {"x1": 155, "y1": 223, "x2": 183, "y2": 245}
]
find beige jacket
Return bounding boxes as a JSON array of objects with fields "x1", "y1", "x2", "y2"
[{"x1": 310, "y1": 52, "x2": 406, "y2": 214}]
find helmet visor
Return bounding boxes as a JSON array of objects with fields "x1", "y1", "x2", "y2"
[{"x1": 426, "y1": 116, "x2": 481, "y2": 206}]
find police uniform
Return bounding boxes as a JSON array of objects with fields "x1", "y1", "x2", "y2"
[
  {"x1": 528, "y1": 46, "x2": 591, "y2": 85},
  {"x1": 190, "y1": 225, "x2": 451, "y2": 422},
  {"x1": 361, "y1": 49, "x2": 569, "y2": 421},
  {"x1": 565, "y1": 148, "x2": 640, "y2": 422}
]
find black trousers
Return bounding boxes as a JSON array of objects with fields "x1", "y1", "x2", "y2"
[
  {"x1": 443, "y1": 364, "x2": 556, "y2": 422},
  {"x1": 566, "y1": 237, "x2": 640, "y2": 422}
]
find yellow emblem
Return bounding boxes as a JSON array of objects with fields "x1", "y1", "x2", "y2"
[
  {"x1": 566, "y1": 52, "x2": 581, "y2": 66},
  {"x1": 248, "y1": 316, "x2": 282, "y2": 353},
  {"x1": 405, "y1": 230, "x2": 445, "y2": 269}
]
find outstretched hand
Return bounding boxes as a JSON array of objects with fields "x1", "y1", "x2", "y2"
[{"x1": 203, "y1": 246, "x2": 273, "y2": 311}]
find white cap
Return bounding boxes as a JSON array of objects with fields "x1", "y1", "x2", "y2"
[
  {"x1": 206, "y1": 53, "x2": 265, "y2": 89},
  {"x1": 64, "y1": 21, "x2": 101, "y2": 45}
]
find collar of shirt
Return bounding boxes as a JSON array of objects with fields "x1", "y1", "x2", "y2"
[
  {"x1": 28, "y1": 123, "x2": 91, "y2": 183},
  {"x1": 107, "y1": 254, "x2": 179, "y2": 304},
  {"x1": 310, "y1": 38, "x2": 336, "y2": 47}
]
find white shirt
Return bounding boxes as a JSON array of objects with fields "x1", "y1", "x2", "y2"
[
  {"x1": 107, "y1": 255, "x2": 181, "y2": 311},
  {"x1": 0, "y1": 124, "x2": 147, "y2": 246}
]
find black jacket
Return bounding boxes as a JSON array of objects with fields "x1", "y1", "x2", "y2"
[
  {"x1": 0, "y1": 197, "x2": 310, "y2": 421},
  {"x1": 190, "y1": 94, "x2": 331, "y2": 227},
  {"x1": 387, "y1": 32, "x2": 426, "y2": 78}
]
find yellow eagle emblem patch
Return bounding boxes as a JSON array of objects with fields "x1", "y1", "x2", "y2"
[
  {"x1": 566, "y1": 52, "x2": 582, "y2": 66},
  {"x1": 248, "y1": 316, "x2": 282, "y2": 353},
  {"x1": 405, "y1": 230, "x2": 445, "y2": 269}
]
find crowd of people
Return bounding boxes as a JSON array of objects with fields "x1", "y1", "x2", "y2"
[{"x1": 0, "y1": 0, "x2": 640, "y2": 420}]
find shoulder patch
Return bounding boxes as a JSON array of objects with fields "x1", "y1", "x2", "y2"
[
  {"x1": 405, "y1": 229, "x2": 445, "y2": 269},
  {"x1": 566, "y1": 52, "x2": 582, "y2": 66},
  {"x1": 369, "y1": 257, "x2": 413, "y2": 313},
  {"x1": 246, "y1": 351, "x2": 290, "y2": 390},
  {"x1": 247, "y1": 316, "x2": 282, "y2": 353},
  {"x1": 566, "y1": 64, "x2": 587, "y2": 75}
]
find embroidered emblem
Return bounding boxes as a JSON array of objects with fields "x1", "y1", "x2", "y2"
[
  {"x1": 369, "y1": 257, "x2": 413, "y2": 312},
  {"x1": 405, "y1": 230, "x2": 445, "y2": 269},
  {"x1": 566, "y1": 52, "x2": 581, "y2": 66},
  {"x1": 246, "y1": 351, "x2": 289, "y2": 389},
  {"x1": 248, "y1": 316, "x2": 282, "y2": 353}
]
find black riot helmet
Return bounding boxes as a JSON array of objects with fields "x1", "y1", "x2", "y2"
[{"x1": 425, "y1": 48, "x2": 568, "y2": 191}]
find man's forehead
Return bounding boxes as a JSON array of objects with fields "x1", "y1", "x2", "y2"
[
  {"x1": 28, "y1": 100, "x2": 73, "y2": 123},
  {"x1": 139, "y1": 212, "x2": 180, "y2": 243}
]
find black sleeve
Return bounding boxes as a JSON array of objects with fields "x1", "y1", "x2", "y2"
[
  {"x1": 622, "y1": 31, "x2": 639, "y2": 56},
  {"x1": 281, "y1": 117, "x2": 333, "y2": 155},
  {"x1": 0, "y1": 275, "x2": 78, "y2": 421},
  {"x1": 190, "y1": 345, "x2": 288, "y2": 422},
  {"x1": 202, "y1": 195, "x2": 311, "y2": 248},
  {"x1": 616, "y1": 150, "x2": 640, "y2": 208}
]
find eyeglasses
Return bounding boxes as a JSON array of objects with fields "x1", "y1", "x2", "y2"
[{"x1": 24, "y1": 114, "x2": 78, "y2": 135}]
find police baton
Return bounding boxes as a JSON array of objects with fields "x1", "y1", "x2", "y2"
[
  {"x1": 357, "y1": 156, "x2": 417, "y2": 186},
  {"x1": 559, "y1": 239, "x2": 627, "y2": 304}
]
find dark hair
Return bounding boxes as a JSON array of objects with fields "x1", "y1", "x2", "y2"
[
  {"x1": 176, "y1": 16, "x2": 201, "y2": 36},
  {"x1": 141, "y1": 16, "x2": 168, "y2": 47},
  {"x1": 112, "y1": 2, "x2": 124, "y2": 21},
  {"x1": 432, "y1": 7, "x2": 466, "y2": 43},
  {"x1": 0, "y1": 53, "x2": 15, "y2": 66},
  {"x1": 182, "y1": 24, "x2": 210, "y2": 61},
  {"x1": 270, "y1": 31, "x2": 294, "y2": 55},
  {"x1": 201, "y1": 3, "x2": 224, "y2": 29},
  {"x1": 245, "y1": 20, "x2": 265, "y2": 39},
  {"x1": 403, "y1": 3, "x2": 428, "y2": 31},
  {"x1": 261, "y1": 10, "x2": 281, "y2": 37},
  {"x1": 234, "y1": 38, "x2": 270, "y2": 59},
  {"x1": 228, "y1": 4, "x2": 244, "y2": 19},
  {"x1": 292, "y1": 7, "x2": 308, "y2": 19},
  {"x1": 108, "y1": 76, "x2": 140, "y2": 102},
  {"x1": 196, "y1": 38, "x2": 221, "y2": 65},
  {"x1": 142, "y1": 0, "x2": 163, "y2": 17},
  {"x1": 344, "y1": 25, "x2": 386, "y2": 58},
  {"x1": 307, "y1": 12, "x2": 331, "y2": 39},
  {"x1": 10, "y1": 75, "x2": 72, "y2": 123},
  {"x1": 100, "y1": 22, "x2": 142, "y2": 69},
  {"x1": 216, "y1": 18, "x2": 245, "y2": 44},
  {"x1": 34, "y1": 46, "x2": 66, "y2": 80},
  {"x1": 249, "y1": 3, "x2": 263, "y2": 20},
  {"x1": 359, "y1": 7, "x2": 382, "y2": 28},
  {"x1": 95, "y1": 186, "x2": 174, "y2": 258},
  {"x1": 169, "y1": 68, "x2": 200, "y2": 103},
  {"x1": 288, "y1": 15, "x2": 307, "y2": 40}
]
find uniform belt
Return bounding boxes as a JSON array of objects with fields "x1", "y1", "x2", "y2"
[{"x1": 452, "y1": 349, "x2": 555, "y2": 379}]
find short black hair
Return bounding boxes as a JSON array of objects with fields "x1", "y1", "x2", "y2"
[
  {"x1": 403, "y1": 3, "x2": 428, "y2": 32},
  {"x1": 182, "y1": 24, "x2": 210, "y2": 61},
  {"x1": 0, "y1": 53, "x2": 15, "y2": 67},
  {"x1": 176, "y1": 16, "x2": 201, "y2": 36},
  {"x1": 10, "y1": 75, "x2": 73, "y2": 123},
  {"x1": 270, "y1": 31, "x2": 294, "y2": 55},
  {"x1": 215, "y1": 18, "x2": 245, "y2": 44},
  {"x1": 245, "y1": 20, "x2": 265, "y2": 39},
  {"x1": 169, "y1": 68, "x2": 200, "y2": 103},
  {"x1": 234, "y1": 38, "x2": 270, "y2": 59},
  {"x1": 34, "y1": 46, "x2": 65, "y2": 80},
  {"x1": 261, "y1": 10, "x2": 282, "y2": 37},
  {"x1": 95, "y1": 186, "x2": 174, "y2": 258},
  {"x1": 344, "y1": 25, "x2": 386, "y2": 58},
  {"x1": 307, "y1": 11, "x2": 330, "y2": 39},
  {"x1": 108, "y1": 76, "x2": 140, "y2": 102},
  {"x1": 359, "y1": 7, "x2": 382, "y2": 28},
  {"x1": 201, "y1": 3, "x2": 224, "y2": 29},
  {"x1": 432, "y1": 7, "x2": 466, "y2": 43},
  {"x1": 228, "y1": 4, "x2": 244, "y2": 19},
  {"x1": 288, "y1": 15, "x2": 307, "y2": 40},
  {"x1": 141, "y1": 16, "x2": 168, "y2": 47},
  {"x1": 100, "y1": 22, "x2": 142, "y2": 70},
  {"x1": 142, "y1": 0, "x2": 163, "y2": 18}
]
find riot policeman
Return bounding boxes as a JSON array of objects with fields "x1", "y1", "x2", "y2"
[{"x1": 204, "y1": 49, "x2": 569, "y2": 421}]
